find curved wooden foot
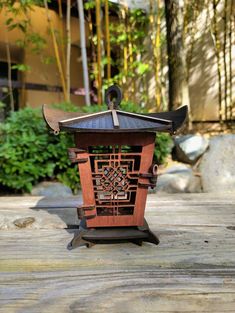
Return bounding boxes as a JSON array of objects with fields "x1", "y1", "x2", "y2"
[
  {"x1": 131, "y1": 239, "x2": 143, "y2": 246},
  {"x1": 144, "y1": 229, "x2": 160, "y2": 245},
  {"x1": 67, "y1": 230, "x2": 92, "y2": 249},
  {"x1": 138, "y1": 219, "x2": 160, "y2": 246},
  {"x1": 67, "y1": 217, "x2": 95, "y2": 250}
]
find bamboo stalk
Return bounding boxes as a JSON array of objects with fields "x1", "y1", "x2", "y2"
[
  {"x1": 90, "y1": 6, "x2": 98, "y2": 103},
  {"x1": 149, "y1": 0, "x2": 154, "y2": 39},
  {"x1": 127, "y1": 8, "x2": 134, "y2": 95},
  {"x1": 155, "y1": 0, "x2": 161, "y2": 109},
  {"x1": 66, "y1": 0, "x2": 71, "y2": 102},
  {"x1": 58, "y1": 0, "x2": 63, "y2": 17},
  {"x1": 57, "y1": 0, "x2": 66, "y2": 76},
  {"x1": 121, "y1": 7, "x2": 128, "y2": 86},
  {"x1": 5, "y1": 41, "x2": 14, "y2": 111},
  {"x1": 88, "y1": 9, "x2": 97, "y2": 81},
  {"x1": 223, "y1": 0, "x2": 228, "y2": 120},
  {"x1": 95, "y1": 0, "x2": 102, "y2": 105},
  {"x1": 149, "y1": 0, "x2": 155, "y2": 110},
  {"x1": 150, "y1": 0, "x2": 161, "y2": 110},
  {"x1": 44, "y1": 0, "x2": 67, "y2": 100},
  {"x1": 105, "y1": 0, "x2": 111, "y2": 82}
]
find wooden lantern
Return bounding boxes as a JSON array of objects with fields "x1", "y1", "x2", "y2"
[{"x1": 43, "y1": 86, "x2": 187, "y2": 248}]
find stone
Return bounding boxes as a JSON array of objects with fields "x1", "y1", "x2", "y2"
[
  {"x1": 187, "y1": 175, "x2": 202, "y2": 193},
  {"x1": 199, "y1": 134, "x2": 235, "y2": 193},
  {"x1": 13, "y1": 217, "x2": 35, "y2": 228},
  {"x1": 31, "y1": 181, "x2": 72, "y2": 197},
  {"x1": 155, "y1": 163, "x2": 201, "y2": 193},
  {"x1": 174, "y1": 134, "x2": 209, "y2": 164}
]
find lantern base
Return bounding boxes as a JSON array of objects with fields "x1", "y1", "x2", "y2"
[{"x1": 67, "y1": 218, "x2": 159, "y2": 250}]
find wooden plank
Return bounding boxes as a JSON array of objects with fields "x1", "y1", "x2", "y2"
[
  {"x1": 1, "y1": 194, "x2": 234, "y2": 229},
  {"x1": 0, "y1": 193, "x2": 234, "y2": 210},
  {"x1": 0, "y1": 225, "x2": 235, "y2": 269},
  {"x1": 0, "y1": 194, "x2": 235, "y2": 312},
  {"x1": 0, "y1": 196, "x2": 82, "y2": 210},
  {"x1": 0, "y1": 268, "x2": 235, "y2": 313},
  {"x1": 0, "y1": 227, "x2": 235, "y2": 312}
]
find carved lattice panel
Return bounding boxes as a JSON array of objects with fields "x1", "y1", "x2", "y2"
[{"x1": 89, "y1": 145, "x2": 141, "y2": 217}]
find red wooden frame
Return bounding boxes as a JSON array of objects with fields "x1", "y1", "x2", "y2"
[{"x1": 74, "y1": 132, "x2": 156, "y2": 228}]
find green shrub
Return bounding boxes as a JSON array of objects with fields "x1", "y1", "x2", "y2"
[
  {"x1": 52, "y1": 101, "x2": 80, "y2": 112},
  {"x1": 154, "y1": 133, "x2": 173, "y2": 164},
  {"x1": 0, "y1": 108, "x2": 80, "y2": 193}
]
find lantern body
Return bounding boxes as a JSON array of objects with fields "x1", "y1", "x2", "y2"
[
  {"x1": 72, "y1": 132, "x2": 155, "y2": 228},
  {"x1": 42, "y1": 85, "x2": 187, "y2": 248}
]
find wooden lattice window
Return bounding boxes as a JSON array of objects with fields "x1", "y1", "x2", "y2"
[{"x1": 89, "y1": 145, "x2": 142, "y2": 216}]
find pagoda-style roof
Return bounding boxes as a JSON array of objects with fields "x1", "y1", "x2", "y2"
[
  {"x1": 43, "y1": 104, "x2": 187, "y2": 134},
  {"x1": 42, "y1": 85, "x2": 188, "y2": 134}
]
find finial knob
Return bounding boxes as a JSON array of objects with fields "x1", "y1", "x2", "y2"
[{"x1": 105, "y1": 85, "x2": 122, "y2": 110}]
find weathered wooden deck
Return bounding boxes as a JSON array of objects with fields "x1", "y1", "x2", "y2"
[{"x1": 0, "y1": 193, "x2": 235, "y2": 313}]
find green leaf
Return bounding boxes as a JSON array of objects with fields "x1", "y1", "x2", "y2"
[
  {"x1": 11, "y1": 64, "x2": 31, "y2": 72},
  {"x1": 136, "y1": 63, "x2": 150, "y2": 75}
]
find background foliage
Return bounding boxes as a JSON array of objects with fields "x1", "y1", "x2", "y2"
[{"x1": 0, "y1": 108, "x2": 80, "y2": 193}]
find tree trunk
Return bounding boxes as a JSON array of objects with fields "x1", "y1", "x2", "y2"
[{"x1": 164, "y1": 0, "x2": 191, "y2": 119}]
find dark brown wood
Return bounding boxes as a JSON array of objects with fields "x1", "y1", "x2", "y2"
[
  {"x1": 147, "y1": 105, "x2": 188, "y2": 132},
  {"x1": 75, "y1": 132, "x2": 156, "y2": 147},
  {"x1": 59, "y1": 109, "x2": 173, "y2": 133},
  {"x1": 111, "y1": 109, "x2": 120, "y2": 128},
  {"x1": 82, "y1": 228, "x2": 149, "y2": 240},
  {"x1": 68, "y1": 148, "x2": 87, "y2": 163},
  {"x1": 42, "y1": 105, "x2": 88, "y2": 134},
  {"x1": 42, "y1": 103, "x2": 187, "y2": 134},
  {"x1": 68, "y1": 218, "x2": 159, "y2": 249}
]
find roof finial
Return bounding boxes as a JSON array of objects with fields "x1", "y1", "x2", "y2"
[{"x1": 105, "y1": 85, "x2": 122, "y2": 110}]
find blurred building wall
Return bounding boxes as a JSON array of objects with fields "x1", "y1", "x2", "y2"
[{"x1": 0, "y1": 5, "x2": 88, "y2": 108}]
